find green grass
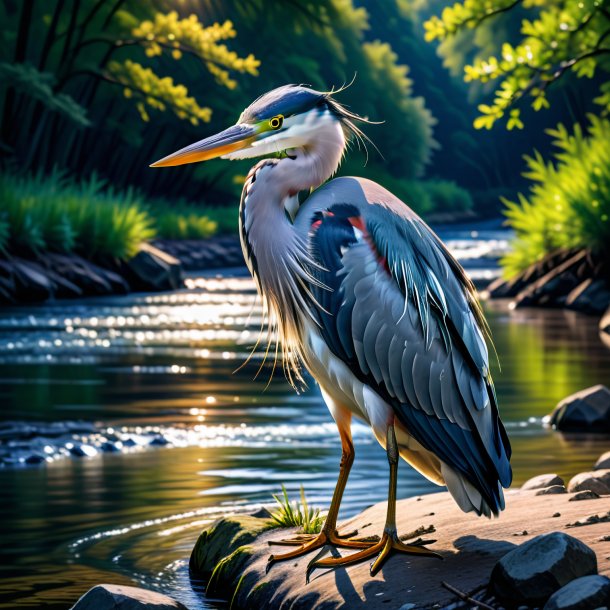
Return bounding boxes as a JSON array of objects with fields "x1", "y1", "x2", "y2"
[
  {"x1": 0, "y1": 170, "x2": 229, "y2": 261},
  {"x1": 270, "y1": 485, "x2": 324, "y2": 534},
  {"x1": 502, "y1": 116, "x2": 610, "y2": 278}
]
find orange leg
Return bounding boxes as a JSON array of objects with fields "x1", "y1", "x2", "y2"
[
  {"x1": 267, "y1": 410, "x2": 372, "y2": 571},
  {"x1": 307, "y1": 423, "x2": 441, "y2": 578}
]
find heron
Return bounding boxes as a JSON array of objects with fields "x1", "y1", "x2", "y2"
[{"x1": 151, "y1": 84, "x2": 512, "y2": 577}]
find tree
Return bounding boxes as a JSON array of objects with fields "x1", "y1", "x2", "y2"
[
  {"x1": 0, "y1": 0, "x2": 259, "y2": 189},
  {"x1": 424, "y1": 0, "x2": 610, "y2": 130}
]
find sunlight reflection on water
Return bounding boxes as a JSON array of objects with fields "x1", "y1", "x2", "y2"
[{"x1": 1, "y1": 233, "x2": 609, "y2": 609}]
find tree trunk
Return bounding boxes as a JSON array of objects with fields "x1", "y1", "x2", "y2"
[{"x1": 1, "y1": 0, "x2": 35, "y2": 147}]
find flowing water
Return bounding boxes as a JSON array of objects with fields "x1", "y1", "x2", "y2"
[{"x1": 1, "y1": 227, "x2": 609, "y2": 609}]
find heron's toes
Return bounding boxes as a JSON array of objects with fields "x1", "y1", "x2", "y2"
[
  {"x1": 306, "y1": 530, "x2": 442, "y2": 580},
  {"x1": 266, "y1": 529, "x2": 376, "y2": 573}
]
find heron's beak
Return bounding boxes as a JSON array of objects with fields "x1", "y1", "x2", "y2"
[{"x1": 150, "y1": 124, "x2": 258, "y2": 167}]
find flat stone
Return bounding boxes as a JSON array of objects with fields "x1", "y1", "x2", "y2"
[
  {"x1": 568, "y1": 471, "x2": 610, "y2": 495},
  {"x1": 548, "y1": 385, "x2": 610, "y2": 432},
  {"x1": 490, "y1": 532, "x2": 598, "y2": 606},
  {"x1": 70, "y1": 584, "x2": 187, "y2": 609},
  {"x1": 522, "y1": 474, "x2": 565, "y2": 490},
  {"x1": 543, "y1": 574, "x2": 610, "y2": 610},
  {"x1": 594, "y1": 451, "x2": 610, "y2": 471},
  {"x1": 537, "y1": 485, "x2": 568, "y2": 496},
  {"x1": 569, "y1": 490, "x2": 601, "y2": 501}
]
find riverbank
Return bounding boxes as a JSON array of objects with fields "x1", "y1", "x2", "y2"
[
  {"x1": 188, "y1": 472, "x2": 610, "y2": 609},
  {"x1": 0, "y1": 237, "x2": 243, "y2": 305}
]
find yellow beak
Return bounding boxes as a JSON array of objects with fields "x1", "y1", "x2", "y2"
[{"x1": 150, "y1": 124, "x2": 257, "y2": 167}]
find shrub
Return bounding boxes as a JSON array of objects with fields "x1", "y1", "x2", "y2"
[
  {"x1": 502, "y1": 116, "x2": 610, "y2": 277},
  {"x1": 0, "y1": 171, "x2": 155, "y2": 259}
]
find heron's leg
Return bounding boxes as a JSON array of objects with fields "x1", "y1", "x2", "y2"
[
  {"x1": 266, "y1": 410, "x2": 372, "y2": 570},
  {"x1": 307, "y1": 422, "x2": 441, "y2": 578}
]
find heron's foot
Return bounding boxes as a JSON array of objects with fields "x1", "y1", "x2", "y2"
[
  {"x1": 266, "y1": 528, "x2": 371, "y2": 572},
  {"x1": 307, "y1": 529, "x2": 441, "y2": 580}
]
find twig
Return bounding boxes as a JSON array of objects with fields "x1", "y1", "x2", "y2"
[{"x1": 441, "y1": 581, "x2": 497, "y2": 610}]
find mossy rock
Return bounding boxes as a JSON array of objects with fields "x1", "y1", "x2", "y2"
[
  {"x1": 206, "y1": 545, "x2": 255, "y2": 598},
  {"x1": 189, "y1": 514, "x2": 277, "y2": 578}
]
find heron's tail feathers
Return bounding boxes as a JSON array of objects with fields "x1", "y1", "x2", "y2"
[{"x1": 441, "y1": 462, "x2": 505, "y2": 518}]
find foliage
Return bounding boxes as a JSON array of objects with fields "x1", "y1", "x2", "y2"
[
  {"x1": 0, "y1": 0, "x2": 259, "y2": 184},
  {"x1": 501, "y1": 115, "x2": 610, "y2": 276},
  {"x1": 153, "y1": 206, "x2": 218, "y2": 239},
  {"x1": 0, "y1": 62, "x2": 89, "y2": 127},
  {"x1": 270, "y1": 485, "x2": 324, "y2": 535},
  {"x1": 0, "y1": 171, "x2": 221, "y2": 260},
  {"x1": 109, "y1": 60, "x2": 212, "y2": 124},
  {"x1": 425, "y1": 0, "x2": 610, "y2": 130}
]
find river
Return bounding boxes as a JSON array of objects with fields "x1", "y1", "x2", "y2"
[{"x1": 1, "y1": 226, "x2": 609, "y2": 609}]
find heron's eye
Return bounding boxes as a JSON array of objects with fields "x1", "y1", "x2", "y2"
[{"x1": 269, "y1": 115, "x2": 284, "y2": 130}]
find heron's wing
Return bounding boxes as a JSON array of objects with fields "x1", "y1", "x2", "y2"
[{"x1": 298, "y1": 178, "x2": 512, "y2": 514}]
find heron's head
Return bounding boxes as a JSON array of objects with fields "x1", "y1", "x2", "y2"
[{"x1": 150, "y1": 84, "x2": 368, "y2": 167}]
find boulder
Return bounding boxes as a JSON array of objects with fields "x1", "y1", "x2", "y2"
[
  {"x1": 567, "y1": 470, "x2": 610, "y2": 495},
  {"x1": 522, "y1": 474, "x2": 565, "y2": 491},
  {"x1": 70, "y1": 584, "x2": 188, "y2": 609},
  {"x1": 543, "y1": 575, "x2": 610, "y2": 610},
  {"x1": 594, "y1": 451, "x2": 610, "y2": 471},
  {"x1": 548, "y1": 385, "x2": 610, "y2": 432},
  {"x1": 124, "y1": 244, "x2": 182, "y2": 291},
  {"x1": 490, "y1": 532, "x2": 598, "y2": 606},
  {"x1": 566, "y1": 279, "x2": 610, "y2": 315}
]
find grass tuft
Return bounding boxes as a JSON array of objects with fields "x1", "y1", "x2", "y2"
[{"x1": 270, "y1": 485, "x2": 324, "y2": 534}]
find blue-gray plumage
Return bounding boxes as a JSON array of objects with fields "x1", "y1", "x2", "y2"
[{"x1": 151, "y1": 83, "x2": 512, "y2": 576}]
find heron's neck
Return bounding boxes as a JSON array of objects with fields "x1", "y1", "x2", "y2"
[
  {"x1": 238, "y1": 121, "x2": 345, "y2": 384},
  {"x1": 239, "y1": 118, "x2": 346, "y2": 270}
]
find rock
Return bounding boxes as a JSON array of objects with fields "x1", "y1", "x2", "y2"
[
  {"x1": 486, "y1": 249, "x2": 580, "y2": 300},
  {"x1": 100, "y1": 441, "x2": 120, "y2": 453},
  {"x1": 69, "y1": 444, "x2": 98, "y2": 458},
  {"x1": 43, "y1": 254, "x2": 116, "y2": 296},
  {"x1": 124, "y1": 244, "x2": 182, "y2": 291},
  {"x1": 548, "y1": 385, "x2": 610, "y2": 432},
  {"x1": 149, "y1": 436, "x2": 169, "y2": 446},
  {"x1": 250, "y1": 507, "x2": 273, "y2": 519},
  {"x1": 595, "y1": 451, "x2": 610, "y2": 471},
  {"x1": 569, "y1": 490, "x2": 601, "y2": 501},
  {"x1": 70, "y1": 584, "x2": 187, "y2": 609},
  {"x1": 513, "y1": 250, "x2": 593, "y2": 309},
  {"x1": 522, "y1": 474, "x2": 565, "y2": 490},
  {"x1": 566, "y1": 279, "x2": 610, "y2": 315},
  {"x1": 189, "y1": 514, "x2": 276, "y2": 578},
  {"x1": 490, "y1": 532, "x2": 598, "y2": 606},
  {"x1": 537, "y1": 485, "x2": 568, "y2": 496},
  {"x1": 568, "y1": 471, "x2": 610, "y2": 495},
  {"x1": 543, "y1": 575, "x2": 610, "y2": 610},
  {"x1": 24, "y1": 454, "x2": 46, "y2": 465},
  {"x1": 12, "y1": 259, "x2": 54, "y2": 302}
]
